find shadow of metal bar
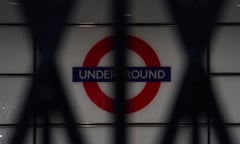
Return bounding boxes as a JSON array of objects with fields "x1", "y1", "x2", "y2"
[
  {"x1": 160, "y1": 0, "x2": 233, "y2": 144},
  {"x1": 10, "y1": 0, "x2": 85, "y2": 144}
]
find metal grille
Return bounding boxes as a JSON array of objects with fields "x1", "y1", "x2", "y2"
[{"x1": 0, "y1": 0, "x2": 239, "y2": 144}]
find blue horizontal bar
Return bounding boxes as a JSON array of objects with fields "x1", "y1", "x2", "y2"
[{"x1": 72, "y1": 66, "x2": 171, "y2": 82}]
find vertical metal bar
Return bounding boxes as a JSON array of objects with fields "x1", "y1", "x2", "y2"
[
  {"x1": 192, "y1": 114, "x2": 199, "y2": 144},
  {"x1": 43, "y1": 110, "x2": 50, "y2": 144},
  {"x1": 206, "y1": 36, "x2": 211, "y2": 144},
  {"x1": 113, "y1": 0, "x2": 128, "y2": 144},
  {"x1": 33, "y1": 38, "x2": 38, "y2": 144}
]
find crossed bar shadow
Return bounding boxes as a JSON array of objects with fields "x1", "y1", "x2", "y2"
[
  {"x1": 160, "y1": 0, "x2": 233, "y2": 144},
  {"x1": 10, "y1": 0, "x2": 129, "y2": 144},
  {"x1": 10, "y1": 0, "x2": 84, "y2": 144}
]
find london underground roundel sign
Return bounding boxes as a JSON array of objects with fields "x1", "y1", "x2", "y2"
[{"x1": 73, "y1": 35, "x2": 171, "y2": 113}]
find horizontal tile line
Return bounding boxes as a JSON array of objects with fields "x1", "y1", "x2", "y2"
[
  {"x1": 0, "y1": 73, "x2": 33, "y2": 77},
  {"x1": 210, "y1": 73, "x2": 240, "y2": 76},
  {"x1": 1, "y1": 122, "x2": 240, "y2": 128},
  {"x1": 0, "y1": 22, "x2": 240, "y2": 27}
]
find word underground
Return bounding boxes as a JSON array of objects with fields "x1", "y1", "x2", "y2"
[{"x1": 73, "y1": 67, "x2": 171, "y2": 82}]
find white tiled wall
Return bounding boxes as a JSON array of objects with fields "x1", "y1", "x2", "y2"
[
  {"x1": 0, "y1": 77, "x2": 30, "y2": 124},
  {"x1": 212, "y1": 77, "x2": 240, "y2": 123},
  {"x1": 0, "y1": 127, "x2": 33, "y2": 144},
  {"x1": 0, "y1": 27, "x2": 32, "y2": 74},
  {"x1": 210, "y1": 127, "x2": 239, "y2": 144},
  {"x1": 219, "y1": 0, "x2": 240, "y2": 23},
  {"x1": 0, "y1": 0, "x2": 240, "y2": 23},
  {"x1": 36, "y1": 127, "x2": 208, "y2": 144},
  {"x1": 0, "y1": 0, "x2": 24, "y2": 23},
  {"x1": 211, "y1": 27, "x2": 240, "y2": 73}
]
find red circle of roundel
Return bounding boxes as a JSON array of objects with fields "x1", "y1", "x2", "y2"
[{"x1": 83, "y1": 35, "x2": 160, "y2": 113}]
